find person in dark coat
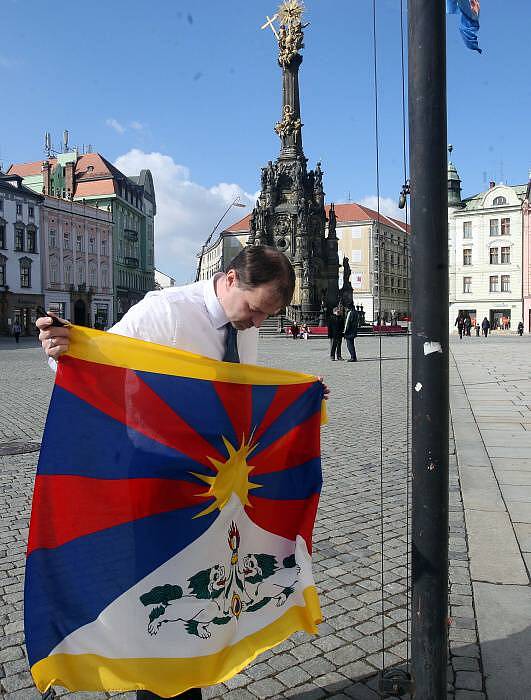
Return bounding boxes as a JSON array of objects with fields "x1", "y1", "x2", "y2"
[
  {"x1": 464, "y1": 314, "x2": 472, "y2": 337},
  {"x1": 517, "y1": 321, "x2": 524, "y2": 336},
  {"x1": 454, "y1": 314, "x2": 464, "y2": 339},
  {"x1": 475, "y1": 322, "x2": 481, "y2": 337},
  {"x1": 481, "y1": 317, "x2": 490, "y2": 338},
  {"x1": 327, "y1": 307, "x2": 344, "y2": 360},
  {"x1": 343, "y1": 303, "x2": 359, "y2": 362}
]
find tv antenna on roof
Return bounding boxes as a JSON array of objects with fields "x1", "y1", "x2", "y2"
[{"x1": 63, "y1": 130, "x2": 69, "y2": 152}]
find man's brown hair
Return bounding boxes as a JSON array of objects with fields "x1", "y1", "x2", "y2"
[{"x1": 226, "y1": 245, "x2": 295, "y2": 307}]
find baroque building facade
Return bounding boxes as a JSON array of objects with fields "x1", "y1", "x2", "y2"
[
  {"x1": 448, "y1": 158, "x2": 526, "y2": 332},
  {"x1": 41, "y1": 196, "x2": 113, "y2": 327},
  {"x1": 8, "y1": 151, "x2": 156, "y2": 322},
  {"x1": 0, "y1": 174, "x2": 44, "y2": 335}
]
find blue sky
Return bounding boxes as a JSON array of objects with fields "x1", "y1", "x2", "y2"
[{"x1": 2, "y1": 0, "x2": 530, "y2": 281}]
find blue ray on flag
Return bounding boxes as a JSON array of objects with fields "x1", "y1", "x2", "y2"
[{"x1": 447, "y1": 0, "x2": 482, "y2": 53}]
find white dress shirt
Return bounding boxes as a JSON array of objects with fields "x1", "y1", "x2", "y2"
[{"x1": 109, "y1": 274, "x2": 258, "y2": 364}]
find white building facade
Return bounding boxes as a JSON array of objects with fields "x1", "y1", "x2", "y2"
[
  {"x1": 42, "y1": 197, "x2": 113, "y2": 328},
  {"x1": 449, "y1": 177, "x2": 526, "y2": 332},
  {"x1": 0, "y1": 175, "x2": 44, "y2": 335}
]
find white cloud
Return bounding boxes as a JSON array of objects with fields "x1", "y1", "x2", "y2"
[
  {"x1": 359, "y1": 195, "x2": 404, "y2": 223},
  {"x1": 129, "y1": 121, "x2": 144, "y2": 131},
  {"x1": 106, "y1": 118, "x2": 125, "y2": 134},
  {"x1": 114, "y1": 149, "x2": 256, "y2": 284},
  {"x1": 0, "y1": 55, "x2": 18, "y2": 68}
]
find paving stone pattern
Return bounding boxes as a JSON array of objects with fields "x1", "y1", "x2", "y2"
[{"x1": 0, "y1": 335, "x2": 478, "y2": 699}]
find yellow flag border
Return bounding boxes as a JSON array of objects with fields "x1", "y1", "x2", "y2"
[{"x1": 31, "y1": 587, "x2": 322, "y2": 696}]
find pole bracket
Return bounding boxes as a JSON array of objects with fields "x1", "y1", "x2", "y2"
[{"x1": 378, "y1": 669, "x2": 414, "y2": 697}]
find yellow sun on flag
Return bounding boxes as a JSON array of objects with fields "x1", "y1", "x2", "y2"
[{"x1": 191, "y1": 436, "x2": 262, "y2": 518}]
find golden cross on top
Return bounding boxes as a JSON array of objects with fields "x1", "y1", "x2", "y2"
[{"x1": 261, "y1": 13, "x2": 279, "y2": 39}]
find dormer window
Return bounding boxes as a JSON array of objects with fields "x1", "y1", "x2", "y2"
[{"x1": 493, "y1": 196, "x2": 506, "y2": 206}]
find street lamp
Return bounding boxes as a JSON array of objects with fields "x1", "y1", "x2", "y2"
[{"x1": 195, "y1": 196, "x2": 247, "y2": 282}]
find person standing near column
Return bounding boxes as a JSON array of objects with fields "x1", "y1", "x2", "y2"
[
  {"x1": 13, "y1": 320, "x2": 22, "y2": 344},
  {"x1": 36, "y1": 244, "x2": 329, "y2": 700},
  {"x1": 343, "y1": 302, "x2": 359, "y2": 362}
]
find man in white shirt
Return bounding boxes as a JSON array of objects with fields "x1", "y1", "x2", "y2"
[{"x1": 35, "y1": 245, "x2": 306, "y2": 700}]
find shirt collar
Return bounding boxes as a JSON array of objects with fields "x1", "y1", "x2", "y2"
[{"x1": 204, "y1": 273, "x2": 229, "y2": 330}]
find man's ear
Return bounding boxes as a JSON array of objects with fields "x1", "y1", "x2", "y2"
[{"x1": 226, "y1": 269, "x2": 237, "y2": 288}]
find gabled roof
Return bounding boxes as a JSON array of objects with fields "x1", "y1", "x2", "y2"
[
  {"x1": 461, "y1": 183, "x2": 527, "y2": 211},
  {"x1": 7, "y1": 159, "x2": 52, "y2": 178},
  {"x1": 225, "y1": 202, "x2": 409, "y2": 234}
]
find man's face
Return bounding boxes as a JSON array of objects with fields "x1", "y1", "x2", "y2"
[{"x1": 221, "y1": 271, "x2": 283, "y2": 330}]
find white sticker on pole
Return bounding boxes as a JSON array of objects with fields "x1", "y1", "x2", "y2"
[{"x1": 423, "y1": 341, "x2": 442, "y2": 355}]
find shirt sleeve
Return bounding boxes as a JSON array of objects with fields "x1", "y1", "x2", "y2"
[{"x1": 109, "y1": 292, "x2": 176, "y2": 346}]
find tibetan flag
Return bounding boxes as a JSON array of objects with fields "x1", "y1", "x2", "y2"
[
  {"x1": 447, "y1": 0, "x2": 482, "y2": 53},
  {"x1": 25, "y1": 326, "x2": 325, "y2": 696}
]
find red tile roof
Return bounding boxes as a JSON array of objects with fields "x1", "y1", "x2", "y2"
[
  {"x1": 75, "y1": 179, "x2": 116, "y2": 197},
  {"x1": 225, "y1": 203, "x2": 409, "y2": 233},
  {"x1": 7, "y1": 159, "x2": 54, "y2": 177}
]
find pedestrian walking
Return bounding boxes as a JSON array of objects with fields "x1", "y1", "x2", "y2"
[
  {"x1": 475, "y1": 322, "x2": 480, "y2": 337},
  {"x1": 464, "y1": 315, "x2": 472, "y2": 337},
  {"x1": 37, "y1": 245, "x2": 330, "y2": 700},
  {"x1": 343, "y1": 303, "x2": 359, "y2": 362},
  {"x1": 327, "y1": 307, "x2": 344, "y2": 361},
  {"x1": 481, "y1": 316, "x2": 490, "y2": 338},
  {"x1": 300, "y1": 323, "x2": 309, "y2": 340},
  {"x1": 454, "y1": 313, "x2": 464, "y2": 339},
  {"x1": 290, "y1": 321, "x2": 299, "y2": 339},
  {"x1": 517, "y1": 321, "x2": 524, "y2": 336},
  {"x1": 13, "y1": 321, "x2": 22, "y2": 344}
]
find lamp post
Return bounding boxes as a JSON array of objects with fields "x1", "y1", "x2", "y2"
[{"x1": 195, "y1": 196, "x2": 246, "y2": 282}]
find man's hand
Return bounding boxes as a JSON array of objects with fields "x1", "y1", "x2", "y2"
[
  {"x1": 317, "y1": 376, "x2": 330, "y2": 400},
  {"x1": 36, "y1": 313, "x2": 71, "y2": 359}
]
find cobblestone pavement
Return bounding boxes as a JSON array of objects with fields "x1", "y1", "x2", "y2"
[{"x1": 0, "y1": 334, "x2": 487, "y2": 699}]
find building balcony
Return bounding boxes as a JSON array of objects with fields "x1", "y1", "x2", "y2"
[
  {"x1": 124, "y1": 229, "x2": 138, "y2": 241},
  {"x1": 124, "y1": 256, "x2": 139, "y2": 268}
]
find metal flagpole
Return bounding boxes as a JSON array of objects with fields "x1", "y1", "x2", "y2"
[{"x1": 408, "y1": 0, "x2": 449, "y2": 698}]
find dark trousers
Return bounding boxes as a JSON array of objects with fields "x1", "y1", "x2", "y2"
[
  {"x1": 330, "y1": 337, "x2": 342, "y2": 359},
  {"x1": 346, "y1": 337, "x2": 357, "y2": 361},
  {"x1": 14, "y1": 333, "x2": 20, "y2": 344},
  {"x1": 137, "y1": 689, "x2": 202, "y2": 699}
]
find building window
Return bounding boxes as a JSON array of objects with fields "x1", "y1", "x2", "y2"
[
  {"x1": 463, "y1": 221, "x2": 472, "y2": 238},
  {"x1": 489, "y1": 248, "x2": 499, "y2": 265},
  {"x1": 64, "y1": 231, "x2": 71, "y2": 249},
  {"x1": 20, "y1": 258, "x2": 31, "y2": 287},
  {"x1": 49, "y1": 257, "x2": 58, "y2": 283},
  {"x1": 101, "y1": 238, "x2": 107, "y2": 256},
  {"x1": 28, "y1": 205, "x2": 34, "y2": 218},
  {"x1": 49, "y1": 229, "x2": 57, "y2": 248},
  {"x1": 26, "y1": 228, "x2": 36, "y2": 253},
  {"x1": 89, "y1": 265, "x2": 97, "y2": 287},
  {"x1": 463, "y1": 249, "x2": 472, "y2": 265},
  {"x1": 501, "y1": 246, "x2": 510, "y2": 264},
  {"x1": 463, "y1": 276, "x2": 472, "y2": 293},
  {"x1": 0, "y1": 222, "x2": 5, "y2": 249},
  {"x1": 0, "y1": 256, "x2": 5, "y2": 286},
  {"x1": 501, "y1": 275, "x2": 510, "y2": 292},
  {"x1": 501, "y1": 217, "x2": 510, "y2": 235},
  {"x1": 489, "y1": 275, "x2": 499, "y2": 292},
  {"x1": 76, "y1": 234, "x2": 84, "y2": 252},
  {"x1": 77, "y1": 262, "x2": 85, "y2": 285},
  {"x1": 493, "y1": 196, "x2": 506, "y2": 206},
  {"x1": 88, "y1": 236, "x2": 96, "y2": 254},
  {"x1": 101, "y1": 266, "x2": 108, "y2": 288},
  {"x1": 15, "y1": 225, "x2": 24, "y2": 251},
  {"x1": 0, "y1": 199, "x2": 3, "y2": 212},
  {"x1": 489, "y1": 219, "x2": 499, "y2": 237},
  {"x1": 16, "y1": 203, "x2": 22, "y2": 216},
  {"x1": 65, "y1": 263, "x2": 73, "y2": 284},
  {"x1": 48, "y1": 301, "x2": 66, "y2": 317}
]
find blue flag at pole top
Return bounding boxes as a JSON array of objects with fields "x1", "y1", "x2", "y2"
[{"x1": 447, "y1": 0, "x2": 482, "y2": 53}]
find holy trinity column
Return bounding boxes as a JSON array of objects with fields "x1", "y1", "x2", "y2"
[{"x1": 248, "y1": 0, "x2": 339, "y2": 320}]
